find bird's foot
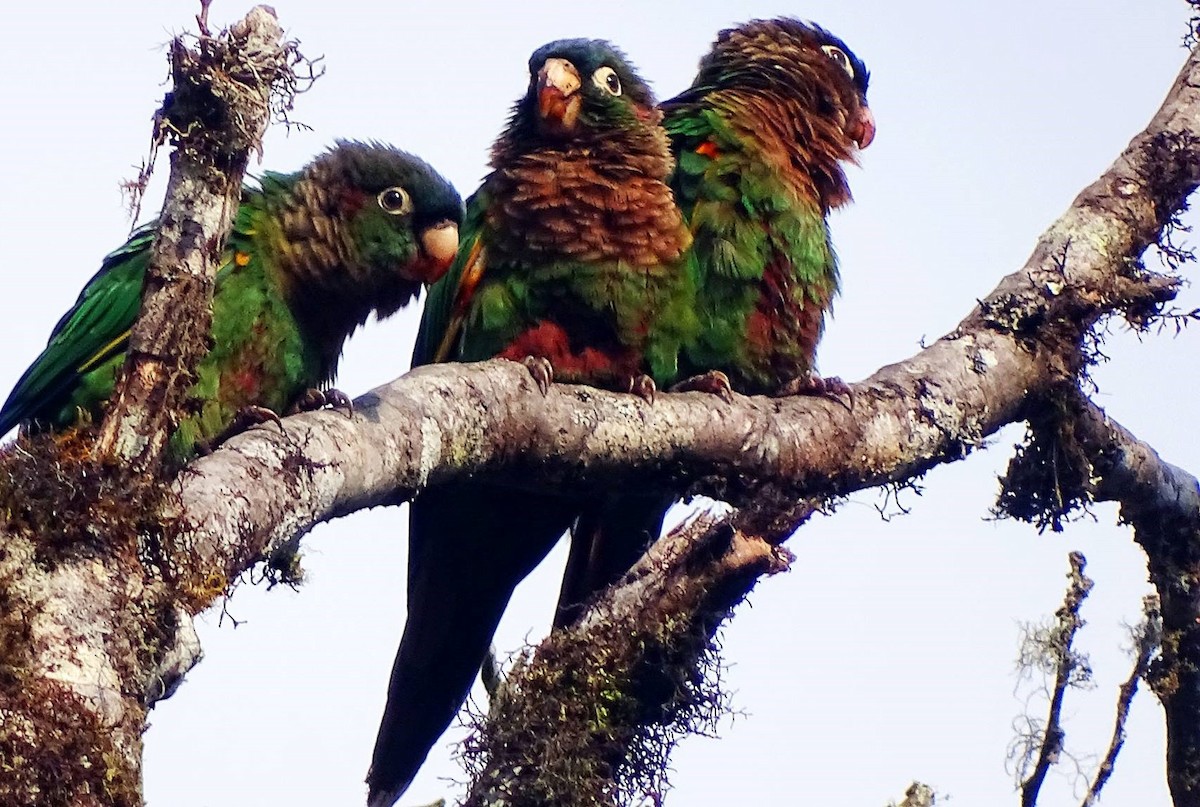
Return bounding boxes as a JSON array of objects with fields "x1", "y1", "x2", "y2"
[
  {"x1": 325, "y1": 388, "x2": 354, "y2": 416},
  {"x1": 289, "y1": 387, "x2": 354, "y2": 418},
  {"x1": 211, "y1": 405, "x2": 285, "y2": 449},
  {"x1": 521, "y1": 355, "x2": 555, "y2": 396},
  {"x1": 627, "y1": 374, "x2": 657, "y2": 404},
  {"x1": 669, "y1": 370, "x2": 733, "y2": 403},
  {"x1": 775, "y1": 372, "x2": 853, "y2": 410}
]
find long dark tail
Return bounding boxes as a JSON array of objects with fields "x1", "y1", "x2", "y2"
[
  {"x1": 554, "y1": 494, "x2": 673, "y2": 629},
  {"x1": 366, "y1": 482, "x2": 576, "y2": 807}
]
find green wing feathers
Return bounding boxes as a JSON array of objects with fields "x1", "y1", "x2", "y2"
[{"x1": 0, "y1": 225, "x2": 155, "y2": 436}]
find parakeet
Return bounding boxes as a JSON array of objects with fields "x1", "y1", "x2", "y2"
[
  {"x1": 556, "y1": 19, "x2": 875, "y2": 627},
  {"x1": 0, "y1": 141, "x2": 463, "y2": 458},
  {"x1": 668, "y1": 18, "x2": 873, "y2": 395},
  {"x1": 367, "y1": 39, "x2": 693, "y2": 807}
]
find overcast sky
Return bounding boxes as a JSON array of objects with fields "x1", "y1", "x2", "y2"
[{"x1": 1, "y1": 2, "x2": 1196, "y2": 806}]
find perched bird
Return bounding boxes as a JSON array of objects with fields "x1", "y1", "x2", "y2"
[
  {"x1": 668, "y1": 18, "x2": 873, "y2": 396},
  {"x1": 367, "y1": 38, "x2": 693, "y2": 806},
  {"x1": 0, "y1": 141, "x2": 463, "y2": 458},
  {"x1": 556, "y1": 19, "x2": 875, "y2": 626}
]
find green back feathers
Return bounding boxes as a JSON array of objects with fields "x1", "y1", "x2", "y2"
[{"x1": 0, "y1": 227, "x2": 155, "y2": 436}]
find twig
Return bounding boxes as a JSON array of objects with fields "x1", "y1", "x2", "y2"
[
  {"x1": 1081, "y1": 594, "x2": 1162, "y2": 807},
  {"x1": 1021, "y1": 552, "x2": 1093, "y2": 807},
  {"x1": 196, "y1": 0, "x2": 212, "y2": 35}
]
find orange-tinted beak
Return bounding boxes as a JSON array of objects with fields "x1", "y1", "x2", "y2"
[
  {"x1": 413, "y1": 220, "x2": 459, "y2": 285},
  {"x1": 536, "y1": 57, "x2": 582, "y2": 134},
  {"x1": 850, "y1": 105, "x2": 876, "y2": 149}
]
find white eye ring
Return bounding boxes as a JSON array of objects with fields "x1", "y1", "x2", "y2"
[
  {"x1": 378, "y1": 186, "x2": 413, "y2": 216},
  {"x1": 821, "y1": 45, "x2": 855, "y2": 79},
  {"x1": 592, "y1": 65, "x2": 622, "y2": 96}
]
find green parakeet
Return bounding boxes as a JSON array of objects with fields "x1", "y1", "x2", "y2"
[
  {"x1": 368, "y1": 39, "x2": 693, "y2": 806},
  {"x1": 0, "y1": 141, "x2": 463, "y2": 458},
  {"x1": 556, "y1": 19, "x2": 875, "y2": 626}
]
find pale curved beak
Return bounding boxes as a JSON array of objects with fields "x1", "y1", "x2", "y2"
[
  {"x1": 537, "y1": 57, "x2": 582, "y2": 133},
  {"x1": 851, "y1": 105, "x2": 876, "y2": 150},
  {"x1": 418, "y1": 220, "x2": 460, "y2": 284}
]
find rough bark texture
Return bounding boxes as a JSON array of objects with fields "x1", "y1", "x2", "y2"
[
  {"x1": 0, "y1": 8, "x2": 289, "y2": 806},
  {"x1": 456, "y1": 504, "x2": 803, "y2": 807},
  {"x1": 0, "y1": 18, "x2": 1197, "y2": 807},
  {"x1": 93, "y1": 5, "x2": 289, "y2": 479}
]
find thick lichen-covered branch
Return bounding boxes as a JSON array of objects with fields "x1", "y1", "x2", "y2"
[
  {"x1": 0, "y1": 8, "x2": 299, "y2": 807},
  {"x1": 168, "y1": 46, "x2": 1200, "y2": 588},
  {"x1": 458, "y1": 511, "x2": 780, "y2": 807},
  {"x1": 93, "y1": 5, "x2": 293, "y2": 478}
]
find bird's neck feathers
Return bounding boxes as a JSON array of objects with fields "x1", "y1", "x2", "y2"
[
  {"x1": 484, "y1": 113, "x2": 691, "y2": 268},
  {"x1": 253, "y1": 170, "x2": 363, "y2": 297},
  {"x1": 251, "y1": 170, "x2": 413, "y2": 375},
  {"x1": 489, "y1": 98, "x2": 673, "y2": 181}
]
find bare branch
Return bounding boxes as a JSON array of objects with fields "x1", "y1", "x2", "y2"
[
  {"x1": 1018, "y1": 552, "x2": 1094, "y2": 807},
  {"x1": 1082, "y1": 593, "x2": 1162, "y2": 807}
]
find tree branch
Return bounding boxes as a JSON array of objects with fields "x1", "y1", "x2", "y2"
[
  {"x1": 1082, "y1": 593, "x2": 1162, "y2": 807},
  {"x1": 1038, "y1": 393, "x2": 1200, "y2": 805},
  {"x1": 93, "y1": 5, "x2": 290, "y2": 478},
  {"x1": 166, "y1": 44, "x2": 1200, "y2": 589},
  {"x1": 1018, "y1": 552, "x2": 1093, "y2": 807},
  {"x1": 0, "y1": 8, "x2": 296, "y2": 806}
]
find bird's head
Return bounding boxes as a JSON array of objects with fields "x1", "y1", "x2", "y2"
[
  {"x1": 676, "y1": 18, "x2": 874, "y2": 154},
  {"x1": 665, "y1": 18, "x2": 874, "y2": 208},
  {"x1": 314, "y1": 141, "x2": 464, "y2": 314},
  {"x1": 514, "y1": 38, "x2": 661, "y2": 144},
  {"x1": 804, "y1": 23, "x2": 874, "y2": 150}
]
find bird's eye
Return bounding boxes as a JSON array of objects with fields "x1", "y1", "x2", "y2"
[
  {"x1": 592, "y1": 66, "x2": 622, "y2": 96},
  {"x1": 821, "y1": 45, "x2": 855, "y2": 79},
  {"x1": 378, "y1": 186, "x2": 413, "y2": 215}
]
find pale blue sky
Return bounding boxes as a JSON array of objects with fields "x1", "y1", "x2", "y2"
[{"x1": 1, "y1": 2, "x2": 1195, "y2": 805}]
